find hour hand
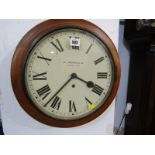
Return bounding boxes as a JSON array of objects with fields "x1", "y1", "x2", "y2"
[{"x1": 72, "y1": 73, "x2": 94, "y2": 88}]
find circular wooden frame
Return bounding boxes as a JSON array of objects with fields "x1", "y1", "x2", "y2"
[{"x1": 11, "y1": 19, "x2": 121, "y2": 127}]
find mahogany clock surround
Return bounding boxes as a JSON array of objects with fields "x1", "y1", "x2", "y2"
[{"x1": 11, "y1": 19, "x2": 121, "y2": 127}]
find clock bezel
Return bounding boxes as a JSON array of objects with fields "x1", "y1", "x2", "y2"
[{"x1": 11, "y1": 19, "x2": 121, "y2": 127}]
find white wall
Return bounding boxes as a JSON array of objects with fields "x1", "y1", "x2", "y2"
[
  {"x1": 114, "y1": 23, "x2": 130, "y2": 134},
  {"x1": 0, "y1": 19, "x2": 119, "y2": 135}
]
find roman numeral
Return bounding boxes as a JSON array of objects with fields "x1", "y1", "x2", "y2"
[
  {"x1": 94, "y1": 57, "x2": 104, "y2": 65},
  {"x1": 86, "y1": 43, "x2": 93, "y2": 54},
  {"x1": 37, "y1": 84, "x2": 51, "y2": 100},
  {"x1": 85, "y1": 97, "x2": 93, "y2": 105},
  {"x1": 97, "y1": 72, "x2": 108, "y2": 79},
  {"x1": 37, "y1": 52, "x2": 52, "y2": 65},
  {"x1": 50, "y1": 96, "x2": 61, "y2": 110},
  {"x1": 51, "y1": 39, "x2": 64, "y2": 52},
  {"x1": 33, "y1": 72, "x2": 47, "y2": 80},
  {"x1": 69, "y1": 100, "x2": 76, "y2": 112},
  {"x1": 92, "y1": 84, "x2": 104, "y2": 96}
]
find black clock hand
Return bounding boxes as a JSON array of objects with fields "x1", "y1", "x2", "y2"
[
  {"x1": 73, "y1": 73, "x2": 94, "y2": 88},
  {"x1": 44, "y1": 73, "x2": 76, "y2": 107}
]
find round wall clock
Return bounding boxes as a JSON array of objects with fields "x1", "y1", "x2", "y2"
[{"x1": 11, "y1": 19, "x2": 121, "y2": 127}]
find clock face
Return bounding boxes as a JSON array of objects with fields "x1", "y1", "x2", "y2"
[
  {"x1": 11, "y1": 19, "x2": 121, "y2": 127},
  {"x1": 25, "y1": 28, "x2": 115, "y2": 120}
]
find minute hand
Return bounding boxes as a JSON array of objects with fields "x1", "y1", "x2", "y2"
[{"x1": 44, "y1": 74, "x2": 75, "y2": 107}]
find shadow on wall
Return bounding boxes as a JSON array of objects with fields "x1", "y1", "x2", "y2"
[{"x1": 0, "y1": 120, "x2": 4, "y2": 135}]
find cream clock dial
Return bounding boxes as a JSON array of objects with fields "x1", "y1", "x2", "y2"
[
  {"x1": 25, "y1": 28, "x2": 114, "y2": 120},
  {"x1": 11, "y1": 20, "x2": 120, "y2": 127}
]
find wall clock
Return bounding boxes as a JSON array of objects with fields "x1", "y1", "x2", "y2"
[{"x1": 11, "y1": 19, "x2": 121, "y2": 127}]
